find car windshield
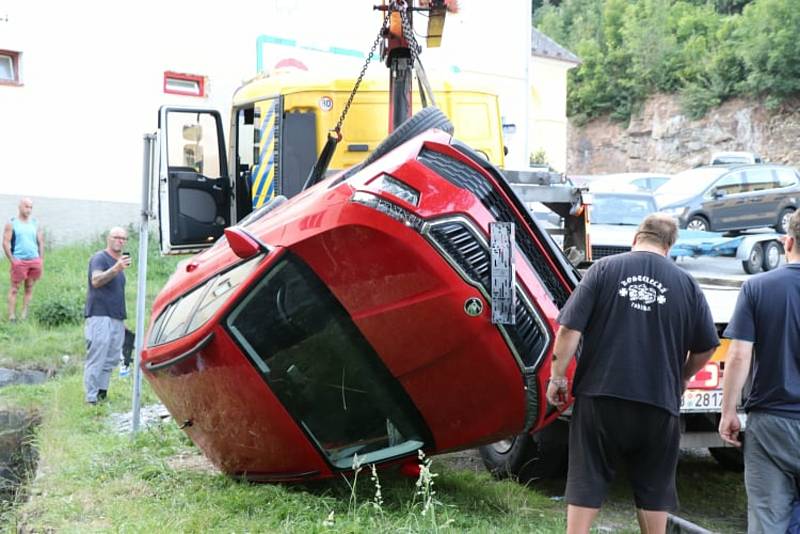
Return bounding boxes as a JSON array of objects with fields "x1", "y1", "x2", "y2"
[
  {"x1": 656, "y1": 167, "x2": 728, "y2": 199},
  {"x1": 591, "y1": 194, "x2": 657, "y2": 226}
]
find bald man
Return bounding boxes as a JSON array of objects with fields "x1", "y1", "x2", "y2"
[
  {"x1": 3, "y1": 197, "x2": 44, "y2": 322},
  {"x1": 83, "y1": 227, "x2": 131, "y2": 405}
]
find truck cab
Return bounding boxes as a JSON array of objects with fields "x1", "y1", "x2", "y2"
[{"x1": 157, "y1": 69, "x2": 505, "y2": 254}]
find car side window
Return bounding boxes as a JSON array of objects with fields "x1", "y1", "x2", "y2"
[
  {"x1": 712, "y1": 172, "x2": 746, "y2": 196},
  {"x1": 776, "y1": 168, "x2": 799, "y2": 188},
  {"x1": 744, "y1": 168, "x2": 778, "y2": 192}
]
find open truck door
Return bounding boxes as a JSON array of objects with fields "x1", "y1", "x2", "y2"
[{"x1": 157, "y1": 107, "x2": 231, "y2": 254}]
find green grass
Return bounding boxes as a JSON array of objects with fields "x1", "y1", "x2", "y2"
[
  {"x1": 1, "y1": 374, "x2": 567, "y2": 533},
  {"x1": 0, "y1": 234, "x2": 746, "y2": 533},
  {"x1": 0, "y1": 230, "x2": 180, "y2": 369}
]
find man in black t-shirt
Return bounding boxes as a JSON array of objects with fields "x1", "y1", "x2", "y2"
[
  {"x1": 83, "y1": 227, "x2": 131, "y2": 405},
  {"x1": 546, "y1": 213, "x2": 719, "y2": 534},
  {"x1": 720, "y1": 209, "x2": 800, "y2": 533}
]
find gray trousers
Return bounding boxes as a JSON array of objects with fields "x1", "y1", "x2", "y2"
[
  {"x1": 745, "y1": 411, "x2": 800, "y2": 534},
  {"x1": 84, "y1": 316, "x2": 124, "y2": 402}
]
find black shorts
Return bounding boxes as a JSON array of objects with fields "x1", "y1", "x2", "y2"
[{"x1": 566, "y1": 395, "x2": 680, "y2": 511}]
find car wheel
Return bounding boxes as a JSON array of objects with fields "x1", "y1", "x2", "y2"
[
  {"x1": 478, "y1": 421, "x2": 568, "y2": 482},
  {"x1": 762, "y1": 241, "x2": 782, "y2": 271},
  {"x1": 742, "y1": 243, "x2": 764, "y2": 274},
  {"x1": 336, "y1": 107, "x2": 454, "y2": 182},
  {"x1": 776, "y1": 208, "x2": 796, "y2": 234},
  {"x1": 686, "y1": 216, "x2": 709, "y2": 232},
  {"x1": 709, "y1": 447, "x2": 744, "y2": 472}
]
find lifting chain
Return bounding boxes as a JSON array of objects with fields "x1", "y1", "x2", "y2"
[
  {"x1": 333, "y1": 7, "x2": 393, "y2": 136},
  {"x1": 398, "y1": 2, "x2": 423, "y2": 71}
]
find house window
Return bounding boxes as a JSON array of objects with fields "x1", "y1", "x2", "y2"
[
  {"x1": 0, "y1": 50, "x2": 21, "y2": 85},
  {"x1": 163, "y1": 71, "x2": 206, "y2": 97}
]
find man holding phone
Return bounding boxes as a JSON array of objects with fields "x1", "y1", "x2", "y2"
[{"x1": 83, "y1": 227, "x2": 131, "y2": 405}]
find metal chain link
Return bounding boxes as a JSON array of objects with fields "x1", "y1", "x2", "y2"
[
  {"x1": 334, "y1": 8, "x2": 393, "y2": 134},
  {"x1": 398, "y1": 2, "x2": 423, "y2": 68}
]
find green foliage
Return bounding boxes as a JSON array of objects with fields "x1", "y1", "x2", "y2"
[
  {"x1": 32, "y1": 292, "x2": 83, "y2": 328},
  {"x1": 530, "y1": 149, "x2": 549, "y2": 165},
  {"x1": 537, "y1": 0, "x2": 799, "y2": 122}
]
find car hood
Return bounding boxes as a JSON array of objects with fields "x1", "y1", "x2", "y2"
[
  {"x1": 656, "y1": 194, "x2": 694, "y2": 209},
  {"x1": 590, "y1": 224, "x2": 638, "y2": 247}
]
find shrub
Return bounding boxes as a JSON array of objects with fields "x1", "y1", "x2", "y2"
[{"x1": 33, "y1": 293, "x2": 83, "y2": 328}]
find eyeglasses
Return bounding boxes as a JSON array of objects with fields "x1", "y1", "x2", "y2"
[{"x1": 110, "y1": 236, "x2": 128, "y2": 241}]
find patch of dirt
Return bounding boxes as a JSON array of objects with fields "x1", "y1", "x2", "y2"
[{"x1": 167, "y1": 451, "x2": 219, "y2": 475}]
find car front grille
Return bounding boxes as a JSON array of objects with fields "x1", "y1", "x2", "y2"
[
  {"x1": 425, "y1": 218, "x2": 549, "y2": 370},
  {"x1": 417, "y1": 148, "x2": 570, "y2": 308},
  {"x1": 592, "y1": 245, "x2": 631, "y2": 259}
]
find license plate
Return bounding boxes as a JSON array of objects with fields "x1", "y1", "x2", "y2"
[{"x1": 680, "y1": 389, "x2": 723, "y2": 412}]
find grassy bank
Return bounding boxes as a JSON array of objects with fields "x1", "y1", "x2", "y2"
[
  {"x1": 1, "y1": 375, "x2": 566, "y2": 532},
  {"x1": 0, "y1": 234, "x2": 746, "y2": 532},
  {"x1": 0, "y1": 230, "x2": 179, "y2": 369}
]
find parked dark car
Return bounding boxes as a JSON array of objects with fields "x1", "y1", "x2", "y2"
[{"x1": 657, "y1": 164, "x2": 800, "y2": 233}]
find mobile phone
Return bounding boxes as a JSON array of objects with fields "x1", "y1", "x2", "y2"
[{"x1": 122, "y1": 252, "x2": 131, "y2": 259}]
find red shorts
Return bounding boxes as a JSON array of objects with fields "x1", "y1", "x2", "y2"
[{"x1": 10, "y1": 258, "x2": 43, "y2": 284}]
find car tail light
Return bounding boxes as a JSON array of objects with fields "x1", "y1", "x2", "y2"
[
  {"x1": 351, "y1": 191, "x2": 424, "y2": 231},
  {"x1": 687, "y1": 362, "x2": 720, "y2": 389},
  {"x1": 374, "y1": 174, "x2": 420, "y2": 206}
]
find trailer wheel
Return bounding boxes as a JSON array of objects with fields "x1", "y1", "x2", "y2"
[
  {"x1": 776, "y1": 208, "x2": 795, "y2": 234},
  {"x1": 709, "y1": 447, "x2": 744, "y2": 472},
  {"x1": 762, "y1": 241, "x2": 782, "y2": 271},
  {"x1": 478, "y1": 421, "x2": 568, "y2": 482},
  {"x1": 742, "y1": 243, "x2": 763, "y2": 274}
]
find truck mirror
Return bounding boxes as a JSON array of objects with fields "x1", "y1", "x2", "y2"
[
  {"x1": 183, "y1": 144, "x2": 204, "y2": 173},
  {"x1": 182, "y1": 124, "x2": 203, "y2": 142}
]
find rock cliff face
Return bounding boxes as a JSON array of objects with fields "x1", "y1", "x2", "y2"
[{"x1": 567, "y1": 94, "x2": 800, "y2": 174}]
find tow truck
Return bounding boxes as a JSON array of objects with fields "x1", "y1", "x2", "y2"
[{"x1": 142, "y1": 1, "x2": 741, "y2": 483}]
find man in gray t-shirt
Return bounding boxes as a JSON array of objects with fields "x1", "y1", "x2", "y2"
[{"x1": 83, "y1": 227, "x2": 131, "y2": 405}]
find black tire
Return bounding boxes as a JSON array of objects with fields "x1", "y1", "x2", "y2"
[
  {"x1": 762, "y1": 241, "x2": 782, "y2": 271},
  {"x1": 478, "y1": 421, "x2": 569, "y2": 482},
  {"x1": 709, "y1": 447, "x2": 744, "y2": 472},
  {"x1": 742, "y1": 243, "x2": 764, "y2": 274},
  {"x1": 337, "y1": 107, "x2": 454, "y2": 182},
  {"x1": 686, "y1": 215, "x2": 710, "y2": 232},
  {"x1": 776, "y1": 207, "x2": 796, "y2": 234}
]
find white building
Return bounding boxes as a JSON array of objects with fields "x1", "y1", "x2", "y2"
[{"x1": 1, "y1": 1, "x2": 555, "y2": 211}]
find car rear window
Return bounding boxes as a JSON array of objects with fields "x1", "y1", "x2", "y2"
[{"x1": 225, "y1": 253, "x2": 429, "y2": 469}]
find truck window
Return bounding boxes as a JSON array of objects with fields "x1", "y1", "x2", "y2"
[{"x1": 166, "y1": 112, "x2": 222, "y2": 178}]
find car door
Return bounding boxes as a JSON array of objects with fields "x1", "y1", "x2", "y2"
[
  {"x1": 745, "y1": 167, "x2": 784, "y2": 227},
  {"x1": 157, "y1": 107, "x2": 231, "y2": 254},
  {"x1": 704, "y1": 171, "x2": 747, "y2": 230}
]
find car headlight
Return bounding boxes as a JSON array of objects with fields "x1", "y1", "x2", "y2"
[
  {"x1": 374, "y1": 174, "x2": 420, "y2": 206},
  {"x1": 662, "y1": 206, "x2": 687, "y2": 218}
]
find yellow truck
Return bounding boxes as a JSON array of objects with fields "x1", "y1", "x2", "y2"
[{"x1": 157, "y1": 68, "x2": 505, "y2": 254}]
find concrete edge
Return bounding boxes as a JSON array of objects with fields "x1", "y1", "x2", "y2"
[{"x1": 667, "y1": 514, "x2": 714, "y2": 534}]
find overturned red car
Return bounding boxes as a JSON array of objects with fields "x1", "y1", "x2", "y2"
[{"x1": 142, "y1": 108, "x2": 578, "y2": 482}]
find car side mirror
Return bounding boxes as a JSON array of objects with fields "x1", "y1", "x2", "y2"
[{"x1": 711, "y1": 188, "x2": 724, "y2": 199}]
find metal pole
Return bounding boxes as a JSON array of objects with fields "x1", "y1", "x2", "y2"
[
  {"x1": 132, "y1": 133, "x2": 155, "y2": 434},
  {"x1": 525, "y1": 0, "x2": 533, "y2": 168}
]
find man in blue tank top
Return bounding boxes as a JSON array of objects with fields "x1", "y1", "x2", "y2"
[
  {"x1": 2, "y1": 198, "x2": 44, "y2": 322},
  {"x1": 720, "y1": 209, "x2": 800, "y2": 533}
]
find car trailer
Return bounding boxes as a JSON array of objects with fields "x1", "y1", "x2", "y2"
[{"x1": 670, "y1": 230, "x2": 784, "y2": 274}]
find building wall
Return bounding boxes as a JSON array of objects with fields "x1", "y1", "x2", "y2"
[
  {"x1": 529, "y1": 55, "x2": 574, "y2": 173},
  {"x1": 0, "y1": 0, "x2": 546, "y2": 207}
]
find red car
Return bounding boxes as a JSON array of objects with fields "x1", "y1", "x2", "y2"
[{"x1": 142, "y1": 108, "x2": 578, "y2": 482}]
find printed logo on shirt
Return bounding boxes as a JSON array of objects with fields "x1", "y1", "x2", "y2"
[{"x1": 618, "y1": 275, "x2": 668, "y2": 312}]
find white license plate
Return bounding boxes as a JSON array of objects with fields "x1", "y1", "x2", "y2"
[{"x1": 680, "y1": 389, "x2": 723, "y2": 412}]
